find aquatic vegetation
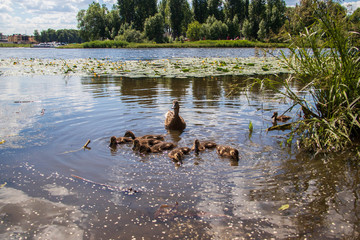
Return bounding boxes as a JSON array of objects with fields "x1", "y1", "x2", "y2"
[
  {"x1": 0, "y1": 57, "x2": 292, "y2": 78},
  {"x1": 247, "y1": 4, "x2": 360, "y2": 153}
]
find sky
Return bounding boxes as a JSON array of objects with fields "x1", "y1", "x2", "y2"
[{"x1": 0, "y1": 0, "x2": 359, "y2": 36}]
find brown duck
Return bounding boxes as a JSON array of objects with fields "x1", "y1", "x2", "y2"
[
  {"x1": 271, "y1": 111, "x2": 291, "y2": 123},
  {"x1": 109, "y1": 136, "x2": 133, "y2": 148},
  {"x1": 165, "y1": 100, "x2": 186, "y2": 131},
  {"x1": 168, "y1": 147, "x2": 191, "y2": 162},
  {"x1": 132, "y1": 139, "x2": 152, "y2": 153},
  {"x1": 124, "y1": 130, "x2": 165, "y2": 141},
  {"x1": 151, "y1": 142, "x2": 176, "y2": 153},
  {"x1": 192, "y1": 139, "x2": 217, "y2": 154},
  {"x1": 216, "y1": 145, "x2": 239, "y2": 161}
]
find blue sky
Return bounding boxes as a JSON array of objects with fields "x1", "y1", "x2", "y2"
[{"x1": 0, "y1": 0, "x2": 359, "y2": 35}]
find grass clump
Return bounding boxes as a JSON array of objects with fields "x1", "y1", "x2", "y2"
[{"x1": 251, "y1": 1, "x2": 360, "y2": 153}]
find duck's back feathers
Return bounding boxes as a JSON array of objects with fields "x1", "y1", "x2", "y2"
[{"x1": 216, "y1": 145, "x2": 239, "y2": 161}]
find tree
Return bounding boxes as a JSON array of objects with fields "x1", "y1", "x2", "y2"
[
  {"x1": 33, "y1": 30, "x2": 40, "y2": 42},
  {"x1": 226, "y1": 15, "x2": 240, "y2": 39},
  {"x1": 186, "y1": 21, "x2": 202, "y2": 40},
  {"x1": 144, "y1": 13, "x2": 165, "y2": 43},
  {"x1": 241, "y1": 18, "x2": 253, "y2": 39},
  {"x1": 208, "y1": 0, "x2": 224, "y2": 21},
  {"x1": 77, "y1": 2, "x2": 108, "y2": 41},
  {"x1": 266, "y1": 0, "x2": 286, "y2": 35},
  {"x1": 118, "y1": 0, "x2": 157, "y2": 31},
  {"x1": 193, "y1": 0, "x2": 208, "y2": 23},
  {"x1": 118, "y1": 0, "x2": 135, "y2": 25},
  {"x1": 169, "y1": 0, "x2": 192, "y2": 38},
  {"x1": 201, "y1": 15, "x2": 228, "y2": 40},
  {"x1": 247, "y1": 0, "x2": 266, "y2": 39},
  {"x1": 257, "y1": 19, "x2": 266, "y2": 40},
  {"x1": 224, "y1": 0, "x2": 246, "y2": 23},
  {"x1": 133, "y1": 0, "x2": 157, "y2": 31}
]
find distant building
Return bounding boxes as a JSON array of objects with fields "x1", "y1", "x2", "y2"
[
  {"x1": 7, "y1": 34, "x2": 37, "y2": 44},
  {"x1": 0, "y1": 33, "x2": 8, "y2": 42}
]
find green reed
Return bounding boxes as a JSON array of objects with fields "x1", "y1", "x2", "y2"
[{"x1": 252, "y1": 3, "x2": 360, "y2": 153}]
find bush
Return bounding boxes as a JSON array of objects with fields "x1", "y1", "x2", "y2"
[
  {"x1": 186, "y1": 21, "x2": 202, "y2": 41},
  {"x1": 144, "y1": 13, "x2": 165, "y2": 43}
]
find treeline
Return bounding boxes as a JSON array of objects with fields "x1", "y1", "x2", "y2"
[
  {"x1": 76, "y1": 0, "x2": 359, "y2": 44},
  {"x1": 33, "y1": 29, "x2": 83, "y2": 43}
]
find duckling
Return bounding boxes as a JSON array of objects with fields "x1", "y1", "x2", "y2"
[
  {"x1": 271, "y1": 111, "x2": 291, "y2": 123},
  {"x1": 124, "y1": 130, "x2": 165, "y2": 141},
  {"x1": 216, "y1": 145, "x2": 239, "y2": 161},
  {"x1": 165, "y1": 100, "x2": 186, "y2": 131},
  {"x1": 151, "y1": 142, "x2": 176, "y2": 153},
  {"x1": 168, "y1": 150, "x2": 184, "y2": 163},
  {"x1": 109, "y1": 136, "x2": 118, "y2": 149},
  {"x1": 132, "y1": 139, "x2": 152, "y2": 153},
  {"x1": 191, "y1": 139, "x2": 217, "y2": 154},
  {"x1": 169, "y1": 147, "x2": 191, "y2": 158}
]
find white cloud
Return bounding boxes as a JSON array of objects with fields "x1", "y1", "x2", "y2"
[
  {"x1": 0, "y1": 0, "x2": 13, "y2": 13},
  {"x1": 343, "y1": 1, "x2": 360, "y2": 14}
]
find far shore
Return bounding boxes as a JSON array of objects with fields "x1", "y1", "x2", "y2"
[{"x1": 0, "y1": 40, "x2": 288, "y2": 49}]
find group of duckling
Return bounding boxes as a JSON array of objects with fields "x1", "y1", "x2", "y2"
[
  {"x1": 110, "y1": 130, "x2": 239, "y2": 165},
  {"x1": 109, "y1": 100, "x2": 291, "y2": 165}
]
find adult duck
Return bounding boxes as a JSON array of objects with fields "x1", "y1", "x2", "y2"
[
  {"x1": 271, "y1": 111, "x2": 291, "y2": 123},
  {"x1": 216, "y1": 145, "x2": 239, "y2": 161},
  {"x1": 124, "y1": 130, "x2": 165, "y2": 141},
  {"x1": 165, "y1": 100, "x2": 186, "y2": 131},
  {"x1": 192, "y1": 139, "x2": 217, "y2": 154}
]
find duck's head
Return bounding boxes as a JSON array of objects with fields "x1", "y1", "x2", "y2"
[
  {"x1": 193, "y1": 139, "x2": 200, "y2": 153},
  {"x1": 271, "y1": 112, "x2": 278, "y2": 119},
  {"x1": 124, "y1": 130, "x2": 136, "y2": 139},
  {"x1": 172, "y1": 100, "x2": 180, "y2": 109},
  {"x1": 109, "y1": 136, "x2": 117, "y2": 147},
  {"x1": 230, "y1": 149, "x2": 239, "y2": 161}
]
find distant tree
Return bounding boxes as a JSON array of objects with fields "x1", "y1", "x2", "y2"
[
  {"x1": 33, "y1": 30, "x2": 40, "y2": 42},
  {"x1": 77, "y1": 2, "x2": 108, "y2": 41},
  {"x1": 257, "y1": 19, "x2": 266, "y2": 40},
  {"x1": 144, "y1": 13, "x2": 165, "y2": 43},
  {"x1": 224, "y1": 0, "x2": 246, "y2": 23},
  {"x1": 247, "y1": 0, "x2": 266, "y2": 39},
  {"x1": 116, "y1": 23, "x2": 144, "y2": 42},
  {"x1": 118, "y1": 0, "x2": 157, "y2": 31},
  {"x1": 107, "y1": 7, "x2": 121, "y2": 39},
  {"x1": 266, "y1": 0, "x2": 286, "y2": 35},
  {"x1": 226, "y1": 15, "x2": 240, "y2": 39},
  {"x1": 169, "y1": 0, "x2": 192, "y2": 38},
  {"x1": 186, "y1": 20, "x2": 202, "y2": 40},
  {"x1": 193, "y1": 0, "x2": 208, "y2": 23},
  {"x1": 118, "y1": 0, "x2": 135, "y2": 25},
  {"x1": 208, "y1": 0, "x2": 224, "y2": 21},
  {"x1": 241, "y1": 18, "x2": 253, "y2": 39},
  {"x1": 201, "y1": 15, "x2": 228, "y2": 39}
]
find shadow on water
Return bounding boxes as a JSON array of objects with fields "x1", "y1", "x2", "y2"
[{"x1": 0, "y1": 74, "x2": 359, "y2": 239}]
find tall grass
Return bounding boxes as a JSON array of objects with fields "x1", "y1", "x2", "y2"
[{"x1": 254, "y1": 2, "x2": 360, "y2": 153}]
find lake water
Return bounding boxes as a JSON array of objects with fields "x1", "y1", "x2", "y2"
[{"x1": 0, "y1": 48, "x2": 359, "y2": 239}]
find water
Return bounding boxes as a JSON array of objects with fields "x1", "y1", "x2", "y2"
[
  {"x1": 0, "y1": 47, "x2": 285, "y2": 61},
  {"x1": 0, "y1": 49, "x2": 359, "y2": 239}
]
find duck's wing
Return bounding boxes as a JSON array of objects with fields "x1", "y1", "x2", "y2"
[{"x1": 165, "y1": 110, "x2": 174, "y2": 127}]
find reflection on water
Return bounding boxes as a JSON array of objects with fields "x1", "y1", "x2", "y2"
[{"x1": 0, "y1": 75, "x2": 359, "y2": 239}]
